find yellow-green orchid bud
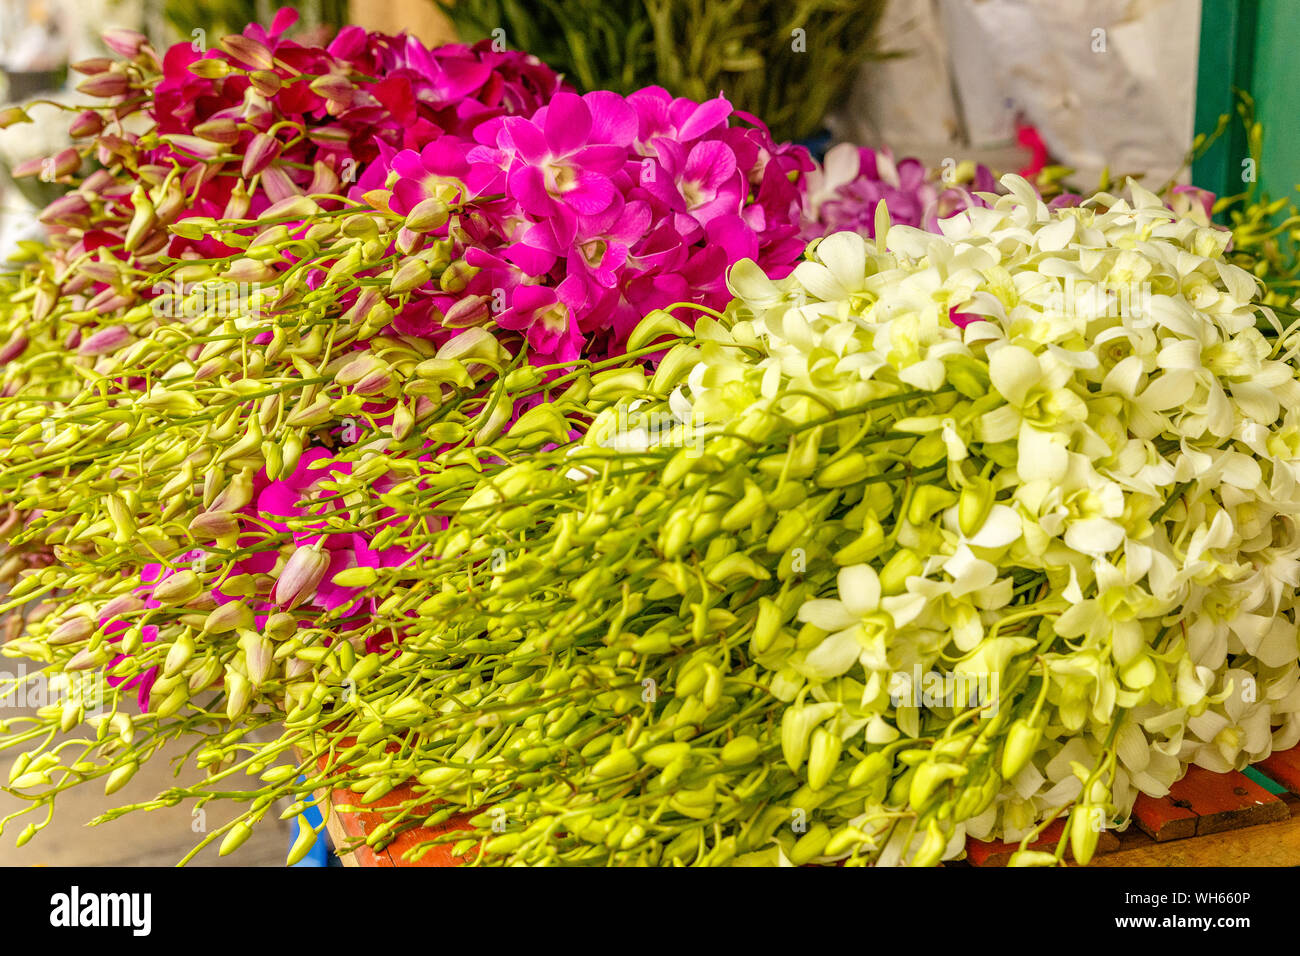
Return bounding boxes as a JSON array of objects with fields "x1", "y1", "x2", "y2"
[
  {"x1": 0, "y1": 105, "x2": 32, "y2": 129},
  {"x1": 219, "y1": 822, "x2": 254, "y2": 857},
  {"x1": 588, "y1": 367, "x2": 647, "y2": 403},
  {"x1": 225, "y1": 669, "x2": 251, "y2": 720},
  {"x1": 704, "y1": 551, "x2": 770, "y2": 585},
  {"x1": 721, "y1": 735, "x2": 761, "y2": 766},
  {"x1": 627, "y1": 309, "x2": 693, "y2": 351},
  {"x1": 162, "y1": 633, "x2": 195, "y2": 678},
  {"x1": 824, "y1": 825, "x2": 870, "y2": 857},
  {"x1": 142, "y1": 387, "x2": 204, "y2": 416},
  {"x1": 1070, "y1": 804, "x2": 1102, "y2": 865},
  {"x1": 766, "y1": 507, "x2": 809, "y2": 554},
  {"x1": 781, "y1": 700, "x2": 839, "y2": 771},
  {"x1": 816, "y1": 451, "x2": 868, "y2": 488},
  {"x1": 238, "y1": 629, "x2": 273, "y2": 686},
  {"x1": 788, "y1": 822, "x2": 831, "y2": 865},
  {"x1": 188, "y1": 654, "x2": 223, "y2": 693},
  {"x1": 209, "y1": 470, "x2": 255, "y2": 513},
  {"x1": 264, "y1": 612, "x2": 296, "y2": 642},
  {"x1": 752, "y1": 597, "x2": 784, "y2": 653},
  {"x1": 153, "y1": 570, "x2": 203, "y2": 606},
  {"x1": 285, "y1": 816, "x2": 319, "y2": 866},
  {"x1": 907, "y1": 485, "x2": 958, "y2": 525},
  {"x1": 203, "y1": 600, "x2": 254, "y2": 634},
  {"x1": 909, "y1": 760, "x2": 966, "y2": 808},
  {"x1": 591, "y1": 748, "x2": 638, "y2": 779},
  {"x1": 879, "y1": 548, "x2": 922, "y2": 594},
  {"x1": 439, "y1": 260, "x2": 479, "y2": 294},
  {"x1": 154, "y1": 683, "x2": 189, "y2": 718},
  {"x1": 958, "y1": 477, "x2": 996, "y2": 537},
  {"x1": 642, "y1": 742, "x2": 690, "y2": 768},
  {"x1": 103, "y1": 760, "x2": 139, "y2": 796},
  {"x1": 405, "y1": 197, "x2": 449, "y2": 233},
  {"x1": 910, "y1": 819, "x2": 948, "y2": 867},
  {"x1": 834, "y1": 514, "x2": 885, "y2": 564},
  {"x1": 332, "y1": 566, "x2": 379, "y2": 588},
  {"x1": 721, "y1": 480, "x2": 766, "y2": 531},
  {"x1": 806, "y1": 726, "x2": 842, "y2": 791},
  {"x1": 122, "y1": 184, "x2": 156, "y2": 253},
  {"x1": 1007, "y1": 849, "x2": 1059, "y2": 867},
  {"x1": 1000, "y1": 716, "x2": 1044, "y2": 780},
  {"x1": 849, "y1": 751, "x2": 891, "y2": 789},
  {"x1": 509, "y1": 402, "x2": 570, "y2": 446}
]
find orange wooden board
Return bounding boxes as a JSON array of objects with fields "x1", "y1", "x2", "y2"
[
  {"x1": 1258, "y1": 746, "x2": 1300, "y2": 796},
  {"x1": 1136, "y1": 765, "x2": 1288, "y2": 838},
  {"x1": 297, "y1": 746, "x2": 473, "y2": 867},
  {"x1": 1089, "y1": 796, "x2": 1300, "y2": 867},
  {"x1": 1130, "y1": 790, "x2": 1198, "y2": 841},
  {"x1": 322, "y1": 782, "x2": 473, "y2": 867}
]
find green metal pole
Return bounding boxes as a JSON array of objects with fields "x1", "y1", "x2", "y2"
[{"x1": 1192, "y1": 0, "x2": 1257, "y2": 217}]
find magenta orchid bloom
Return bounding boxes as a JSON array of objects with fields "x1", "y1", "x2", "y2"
[
  {"x1": 45, "y1": 11, "x2": 565, "y2": 310},
  {"x1": 102, "y1": 564, "x2": 164, "y2": 711},
  {"x1": 494, "y1": 280, "x2": 586, "y2": 362},
  {"x1": 495, "y1": 91, "x2": 638, "y2": 218},
  {"x1": 640, "y1": 138, "x2": 743, "y2": 236},
  {"x1": 627, "y1": 87, "x2": 732, "y2": 156}
]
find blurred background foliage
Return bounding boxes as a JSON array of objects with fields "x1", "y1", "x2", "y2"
[
  {"x1": 437, "y1": 0, "x2": 887, "y2": 142},
  {"x1": 148, "y1": 0, "x2": 347, "y2": 46}
]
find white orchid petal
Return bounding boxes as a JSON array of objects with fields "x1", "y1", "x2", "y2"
[
  {"x1": 837, "y1": 564, "x2": 881, "y2": 616},
  {"x1": 797, "y1": 599, "x2": 858, "y2": 632},
  {"x1": 800, "y1": 628, "x2": 863, "y2": 680},
  {"x1": 989, "y1": 345, "x2": 1040, "y2": 407}
]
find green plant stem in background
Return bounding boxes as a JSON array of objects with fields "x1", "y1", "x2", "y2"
[
  {"x1": 438, "y1": 0, "x2": 886, "y2": 142},
  {"x1": 148, "y1": 0, "x2": 347, "y2": 48}
]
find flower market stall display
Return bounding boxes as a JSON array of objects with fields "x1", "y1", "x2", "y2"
[
  {"x1": 437, "y1": 0, "x2": 887, "y2": 143},
  {"x1": 2, "y1": 14, "x2": 1300, "y2": 867}
]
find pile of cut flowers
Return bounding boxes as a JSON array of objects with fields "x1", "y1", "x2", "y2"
[{"x1": 0, "y1": 13, "x2": 1298, "y2": 866}]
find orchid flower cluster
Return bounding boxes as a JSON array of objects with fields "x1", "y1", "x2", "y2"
[
  {"x1": 0, "y1": 11, "x2": 567, "y2": 706},
  {"x1": 650, "y1": 175, "x2": 1300, "y2": 861},
  {"x1": 800, "y1": 142, "x2": 997, "y2": 242},
  {"x1": 0, "y1": 13, "x2": 811, "y2": 693},
  {"x1": 0, "y1": 7, "x2": 948, "y2": 660},
  {"x1": 349, "y1": 85, "x2": 813, "y2": 363},
  {"x1": 211, "y1": 173, "x2": 1295, "y2": 867},
  {"x1": 13, "y1": 10, "x2": 565, "y2": 316},
  {"x1": 302, "y1": 175, "x2": 1298, "y2": 867},
  {"x1": 0, "y1": 13, "x2": 817, "y2": 861}
]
